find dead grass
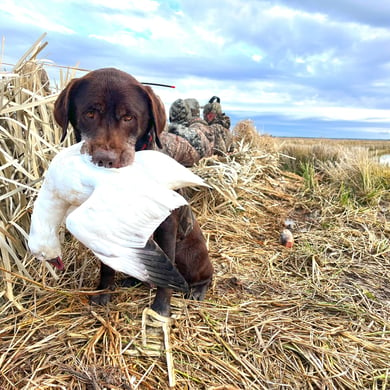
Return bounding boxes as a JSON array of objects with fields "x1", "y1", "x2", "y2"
[
  {"x1": 0, "y1": 38, "x2": 389, "y2": 389},
  {"x1": 278, "y1": 137, "x2": 390, "y2": 173},
  {"x1": 278, "y1": 135, "x2": 390, "y2": 207},
  {"x1": 279, "y1": 137, "x2": 390, "y2": 153}
]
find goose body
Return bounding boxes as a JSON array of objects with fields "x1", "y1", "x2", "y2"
[{"x1": 28, "y1": 142, "x2": 208, "y2": 291}]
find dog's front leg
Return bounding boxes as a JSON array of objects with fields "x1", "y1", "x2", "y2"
[
  {"x1": 151, "y1": 210, "x2": 179, "y2": 316},
  {"x1": 90, "y1": 262, "x2": 116, "y2": 305}
]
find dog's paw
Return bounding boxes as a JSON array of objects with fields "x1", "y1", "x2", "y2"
[
  {"x1": 185, "y1": 278, "x2": 212, "y2": 301},
  {"x1": 90, "y1": 292, "x2": 112, "y2": 306}
]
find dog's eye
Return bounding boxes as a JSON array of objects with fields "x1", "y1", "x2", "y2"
[
  {"x1": 122, "y1": 115, "x2": 134, "y2": 122},
  {"x1": 85, "y1": 110, "x2": 96, "y2": 119}
]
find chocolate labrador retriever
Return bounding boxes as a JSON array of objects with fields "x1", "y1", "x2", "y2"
[{"x1": 53, "y1": 68, "x2": 213, "y2": 316}]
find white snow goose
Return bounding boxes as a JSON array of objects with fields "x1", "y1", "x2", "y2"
[{"x1": 28, "y1": 142, "x2": 208, "y2": 292}]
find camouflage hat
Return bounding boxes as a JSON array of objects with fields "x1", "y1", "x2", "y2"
[
  {"x1": 203, "y1": 96, "x2": 223, "y2": 124},
  {"x1": 184, "y1": 98, "x2": 200, "y2": 119},
  {"x1": 169, "y1": 98, "x2": 201, "y2": 125},
  {"x1": 169, "y1": 98, "x2": 191, "y2": 124}
]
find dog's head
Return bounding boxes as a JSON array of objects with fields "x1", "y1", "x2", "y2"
[{"x1": 54, "y1": 68, "x2": 166, "y2": 168}]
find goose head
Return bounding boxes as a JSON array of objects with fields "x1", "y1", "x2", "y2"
[{"x1": 28, "y1": 237, "x2": 65, "y2": 270}]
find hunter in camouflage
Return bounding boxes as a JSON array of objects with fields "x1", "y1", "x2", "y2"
[{"x1": 163, "y1": 96, "x2": 233, "y2": 165}]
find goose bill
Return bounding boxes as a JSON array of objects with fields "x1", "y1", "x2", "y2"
[{"x1": 47, "y1": 256, "x2": 65, "y2": 270}]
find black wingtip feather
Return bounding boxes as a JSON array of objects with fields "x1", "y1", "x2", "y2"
[{"x1": 134, "y1": 239, "x2": 189, "y2": 293}]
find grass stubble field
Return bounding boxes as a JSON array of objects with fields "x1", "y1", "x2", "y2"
[{"x1": 0, "y1": 40, "x2": 389, "y2": 389}]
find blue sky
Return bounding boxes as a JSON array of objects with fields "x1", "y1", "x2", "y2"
[{"x1": 1, "y1": 0, "x2": 390, "y2": 139}]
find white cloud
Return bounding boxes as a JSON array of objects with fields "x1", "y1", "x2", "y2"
[
  {"x1": 81, "y1": 0, "x2": 159, "y2": 12},
  {"x1": 265, "y1": 4, "x2": 327, "y2": 22},
  {"x1": 1, "y1": 0, "x2": 74, "y2": 34},
  {"x1": 256, "y1": 105, "x2": 390, "y2": 123},
  {"x1": 252, "y1": 54, "x2": 263, "y2": 62},
  {"x1": 1, "y1": 0, "x2": 390, "y2": 139},
  {"x1": 193, "y1": 26, "x2": 225, "y2": 47},
  {"x1": 88, "y1": 32, "x2": 141, "y2": 47}
]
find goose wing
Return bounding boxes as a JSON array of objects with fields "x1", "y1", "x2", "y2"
[
  {"x1": 65, "y1": 183, "x2": 188, "y2": 290},
  {"x1": 95, "y1": 238, "x2": 188, "y2": 292},
  {"x1": 133, "y1": 150, "x2": 210, "y2": 190}
]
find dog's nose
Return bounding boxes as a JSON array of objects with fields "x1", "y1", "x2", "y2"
[{"x1": 92, "y1": 149, "x2": 121, "y2": 168}]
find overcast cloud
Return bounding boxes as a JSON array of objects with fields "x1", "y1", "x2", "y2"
[{"x1": 1, "y1": 0, "x2": 390, "y2": 139}]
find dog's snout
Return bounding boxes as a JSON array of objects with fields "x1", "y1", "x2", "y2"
[
  {"x1": 92, "y1": 149, "x2": 121, "y2": 168},
  {"x1": 82, "y1": 141, "x2": 135, "y2": 168}
]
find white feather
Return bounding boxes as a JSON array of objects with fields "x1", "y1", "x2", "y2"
[{"x1": 28, "y1": 142, "x2": 208, "y2": 289}]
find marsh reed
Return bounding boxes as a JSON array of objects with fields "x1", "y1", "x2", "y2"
[{"x1": 0, "y1": 39, "x2": 389, "y2": 389}]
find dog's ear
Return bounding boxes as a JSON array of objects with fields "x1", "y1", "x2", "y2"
[
  {"x1": 54, "y1": 78, "x2": 80, "y2": 143},
  {"x1": 142, "y1": 85, "x2": 166, "y2": 148}
]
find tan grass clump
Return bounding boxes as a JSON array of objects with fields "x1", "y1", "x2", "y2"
[
  {"x1": 279, "y1": 137, "x2": 390, "y2": 206},
  {"x1": 278, "y1": 142, "x2": 344, "y2": 174},
  {"x1": 318, "y1": 147, "x2": 390, "y2": 203},
  {"x1": 232, "y1": 119, "x2": 277, "y2": 153},
  {"x1": 0, "y1": 37, "x2": 78, "y2": 297},
  {"x1": 0, "y1": 38, "x2": 389, "y2": 389}
]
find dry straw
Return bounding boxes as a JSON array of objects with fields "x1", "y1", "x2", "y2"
[{"x1": 0, "y1": 38, "x2": 389, "y2": 389}]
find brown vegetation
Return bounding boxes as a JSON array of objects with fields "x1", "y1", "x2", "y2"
[{"x1": 0, "y1": 41, "x2": 389, "y2": 389}]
